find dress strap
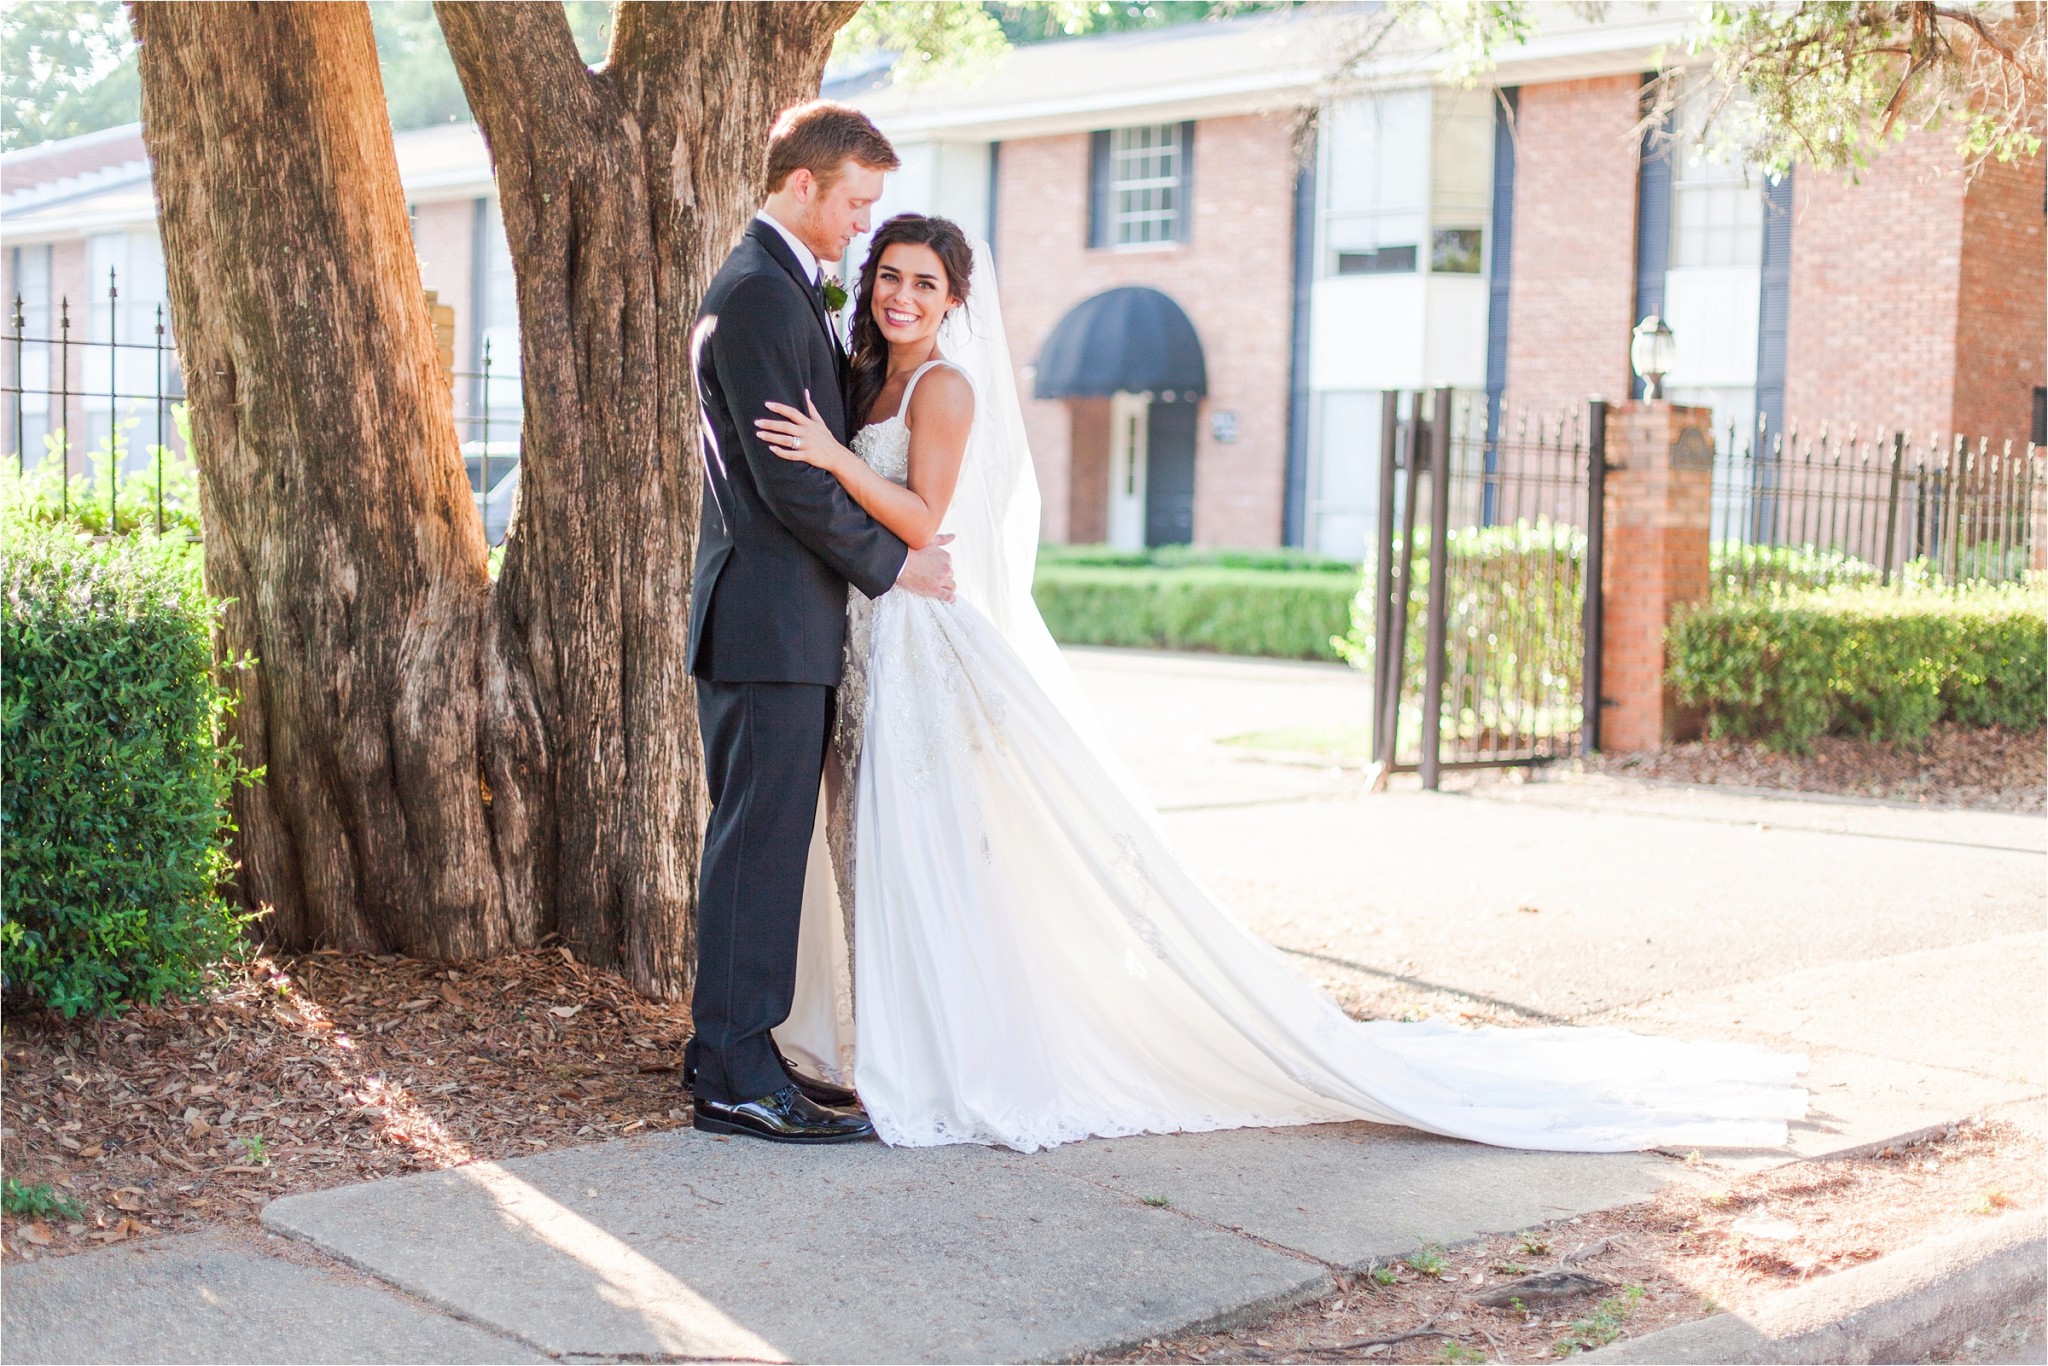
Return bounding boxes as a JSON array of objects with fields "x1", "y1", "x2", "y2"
[{"x1": 898, "y1": 358, "x2": 963, "y2": 431}]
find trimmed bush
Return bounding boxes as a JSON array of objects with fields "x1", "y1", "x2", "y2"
[
  {"x1": 1712, "y1": 541, "x2": 1882, "y2": 596},
  {"x1": 1036, "y1": 543, "x2": 1360, "y2": 575},
  {"x1": 1666, "y1": 583, "x2": 2048, "y2": 749},
  {"x1": 1709, "y1": 541, "x2": 2034, "y2": 596},
  {"x1": 2, "y1": 522, "x2": 249, "y2": 1017},
  {"x1": 1032, "y1": 562, "x2": 1358, "y2": 660}
]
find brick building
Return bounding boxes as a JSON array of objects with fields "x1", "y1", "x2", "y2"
[
  {"x1": 846, "y1": 5, "x2": 2044, "y2": 556},
  {"x1": 1, "y1": 121, "x2": 522, "y2": 533},
  {"x1": 5, "y1": 3, "x2": 2041, "y2": 558}
]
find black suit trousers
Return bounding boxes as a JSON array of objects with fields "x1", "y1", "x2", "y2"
[{"x1": 687, "y1": 679, "x2": 831, "y2": 1104}]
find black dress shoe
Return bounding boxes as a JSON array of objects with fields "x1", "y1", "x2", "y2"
[
  {"x1": 682, "y1": 1053, "x2": 863, "y2": 1111},
  {"x1": 692, "y1": 1085, "x2": 876, "y2": 1144},
  {"x1": 776, "y1": 1052, "x2": 861, "y2": 1109}
]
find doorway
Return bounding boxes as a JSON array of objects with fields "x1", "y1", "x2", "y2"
[{"x1": 1104, "y1": 390, "x2": 1197, "y2": 550}]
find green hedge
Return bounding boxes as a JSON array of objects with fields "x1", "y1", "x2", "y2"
[
  {"x1": 2, "y1": 523, "x2": 250, "y2": 1017},
  {"x1": 1032, "y1": 562, "x2": 1358, "y2": 660},
  {"x1": 1667, "y1": 583, "x2": 2048, "y2": 748},
  {"x1": 1035, "y1": 544, "x2": 1360, "y2": 574},
  {"x1": 1709, "y1": 541, "x2": 2035, "y2": 596}
]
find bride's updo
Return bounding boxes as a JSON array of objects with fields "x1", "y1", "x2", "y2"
[{"x1": 847, "y1": 213, "x2": 974, "y2": 427}]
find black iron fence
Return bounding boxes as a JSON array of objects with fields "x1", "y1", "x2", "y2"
[
  {"x1": 1709, "y1": 418, "x2": 2044, "y2": 593},
  {"x1": 1369, "y1": 390, "x2": 1604, "y2": 787},
  {"x1": 5, "y1": 275, "x2": 187, "y2": 535},
  {"x1": 5, "y1": 275, "x2": 524, "y2": 544}
]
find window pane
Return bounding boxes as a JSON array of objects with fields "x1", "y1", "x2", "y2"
[
  {"x1": 1431, "y1": 227, "x2": 1483, "y2": 274},
  {"x1": 1671, "y1": 181, "x2": 1762, "y2": 269},
  {"x1": 1111, "y1": 122, "x2": 1183, "y2": 246},
  {"x1": 1335, "y1": 245, "x2": 1418, "y2": 275}
]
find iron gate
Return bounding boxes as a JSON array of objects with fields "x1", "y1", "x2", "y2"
[{"x1": 1367, "y1": 389, "x2": 1608, "y2": 789}]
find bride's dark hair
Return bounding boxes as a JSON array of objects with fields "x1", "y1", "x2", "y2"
[{"x1": 847, "y1": 213, "x2": 974, "y2": 427}]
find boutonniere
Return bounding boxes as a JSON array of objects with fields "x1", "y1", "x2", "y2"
[{"x1": 821, "y1": 274, "x2": 848, "y2": 313}]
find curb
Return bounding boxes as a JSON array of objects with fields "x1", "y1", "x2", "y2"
[{"x1": 1586, "y1": 1210, "x2": 2045, "y2": 1363}]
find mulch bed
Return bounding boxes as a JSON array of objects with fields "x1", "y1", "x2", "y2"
[
  {"x1": 1094, "y1": 1117, "x2": 2043, "y2": 1364},
  {"x1": 1587, "y1": 723, "x2": 2044, "y2": 813},
  {"x1": 1, "y1": 945, "x2": 695, "y2": 1263}
]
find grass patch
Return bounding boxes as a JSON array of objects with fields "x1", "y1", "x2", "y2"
[
  {"x1": 1217, "y1": 723, "x2": 1369, "y2": 763},
  {"x1": 2, "y1": 1177, "x2": 85, "y2": 1222},
  {"x1": 1554, "y1": 1284, "x2": 1647, "y2": 1355},
  {"x1": 1405, "y1": 1241, "x2": 1449, "y2": 1277}
]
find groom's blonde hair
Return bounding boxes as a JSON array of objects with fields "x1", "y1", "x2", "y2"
[{"x1": 765, "y1": 101, "x2": 900, "y2": 196}]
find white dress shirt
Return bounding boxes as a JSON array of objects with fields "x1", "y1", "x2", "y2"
[{"x1": 755, "y1": 210, "x2": 820, "y2": 285}]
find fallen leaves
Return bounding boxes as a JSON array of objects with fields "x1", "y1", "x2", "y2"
[
  {"x1": 1587, "y1": 722, "x2": 2045, "y2": 813},
  {"x1": 1095, "y1": 1118, "x2": 2043, "y2": 1365},
  {"x1": 1, "y1": 945, "x2": 696, "y2": 1263}
]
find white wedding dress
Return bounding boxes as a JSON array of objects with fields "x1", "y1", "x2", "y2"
[{"x1": 774, "y1": 264, "x2": 1805, "y2": 1156}]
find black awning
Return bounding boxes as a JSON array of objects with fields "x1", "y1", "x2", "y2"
[{"x1": 1032, "y1": 286, "x2": 1208, "y2": 400}]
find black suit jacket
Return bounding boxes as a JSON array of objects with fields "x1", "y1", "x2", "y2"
[{"x1": 688, "y1": 220, "x2": 908, "y2": 683}]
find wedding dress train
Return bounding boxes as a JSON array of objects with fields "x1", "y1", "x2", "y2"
[{"x1": 775, "y1": 359, "x2": 1806, "y2": 1155}]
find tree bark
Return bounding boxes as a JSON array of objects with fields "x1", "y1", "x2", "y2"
[
  {"x1": 433, "y1": 0, "x2": 855, "y2": 996},
  {"x1": 130, "y1": 0, "x2": 855, "y2": 998},
  {"x1": 131, "y1": 0, "x2": 550, "y2": 962}
]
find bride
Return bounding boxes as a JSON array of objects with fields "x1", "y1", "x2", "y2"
[{"x1": 752, "y1": 213, "x2": 1805, "y2": 1155}]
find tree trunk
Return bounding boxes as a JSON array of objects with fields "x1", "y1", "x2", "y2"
[
  {"x1": 433, "y1": 0, "x2": 855, "y2": 996},
  {"x1": 131, "y1": 0, "x2": 550, "y2": 961},
  {"x1": 130, "y1": 0, "x2": 855, "y2": 998}
]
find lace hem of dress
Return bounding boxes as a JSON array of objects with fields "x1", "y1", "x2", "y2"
[{"x1": 871, "y1": 1106, "x2": 1331, "y2": 1154}]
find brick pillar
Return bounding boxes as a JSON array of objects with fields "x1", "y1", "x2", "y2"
[{"x1": 1598, "y1": 402, "x2": 1714, "y2": 752}]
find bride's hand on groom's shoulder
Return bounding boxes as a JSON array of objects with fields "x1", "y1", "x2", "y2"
[
  {"x1": 757, "y1": 392, "x2": 847, "y2": 473},
  {"x1": 897, "y1": 534, "x2": 955, "y2": 602}
]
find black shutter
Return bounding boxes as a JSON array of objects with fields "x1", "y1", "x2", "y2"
[
  {"x1": 1632, "y1": 75, "x2": 1673, "y2": 402},
  {"x1": 986, "y1": 142, "x2": 1001, "y2": 262},
  {"x1": 1176, "y1": 120, "x2": 1195, "y2": 244},
  {"x1": 1283, "y1": 122, "x2": 1318, "y2": 547},
  {"x1": 1089, "y1": 130, "x2": 1111, "y2": 249},
  {"x1": 1754, "y1": 170, "x2": 1794, "y2": 447},
  {"x1": 1483, "y1": 88, "x2": 1518, "y2": 447}
]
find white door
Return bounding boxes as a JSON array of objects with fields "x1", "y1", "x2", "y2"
[{"x1": 1107, "y1": 390, "x2": 1150, "y2": 551}]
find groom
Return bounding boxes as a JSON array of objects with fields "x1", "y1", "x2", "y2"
[{"x1": 686, "y1": 101, "x2": 954, "y2": 1144}]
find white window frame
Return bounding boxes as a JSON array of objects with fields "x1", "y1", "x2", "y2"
[
  {"x1": 1318, "y1": 87, "x2": 1492, "y2": 281},
  {"x1": 1669, "y1": 91, "x2": 1765, "y2": 270},
  {"x1": 1110, "y1": 123, "x2": 1183, "y2": 248}
]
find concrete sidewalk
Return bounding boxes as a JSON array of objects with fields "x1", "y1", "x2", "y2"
[
  {"x1": 1, "y1": 1122, "x2": 1678, "y2": 1363},
  {"x1": 6, "y1": 648, "x2": 2041, "y2": 1363}
]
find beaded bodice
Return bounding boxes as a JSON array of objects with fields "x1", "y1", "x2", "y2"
[{"x1": 851, "y1": 416, "x2": 912, "y2": 485}]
